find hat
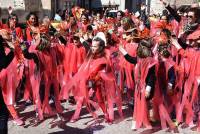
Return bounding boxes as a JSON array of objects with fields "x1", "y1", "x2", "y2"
[{"x1": 93, "y1": 32, "x2": 107, "y2": 46}]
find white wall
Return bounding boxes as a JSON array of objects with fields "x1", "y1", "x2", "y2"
[{"x1": 149, "y1": 0, "x2": 164, "y2": 15}]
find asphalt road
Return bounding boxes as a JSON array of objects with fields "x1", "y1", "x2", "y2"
[{"x1": 8, "y1": 102, "x2": 200, "y2": 134}]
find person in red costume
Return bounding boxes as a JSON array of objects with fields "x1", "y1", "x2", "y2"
[
  {"x1": 171, "y1": 30, "x2": 200, "y2": 131},
  {"x1": 78, "y1": 13, "x2": 89, "y2": 33},
  {"x1": 36, "y1": 18, "x2": 64, "y2": 117},
  {"x1": 119, "y1": 39, "x2": 156, "y2": 130},
  {"x1": 22, "y1": 26, "x2": 44, "y2": 122},
  {"x1": 0, "y1": 29, "x2": 15, "y2": 134},
  {"x1": 154, "y1": 15, "x2": 173, "y2": 35},
  {"x1": 160, "y1": 0, "x2": 200, "y2": 49},
  {"x1": 23, "y1": 12, "x2": 39, "y2": 108},
  {"x1": 25, "y1": 12, "x2": 39, "y2": 42},
  {"x1": 152, "y1": 34, "x2": 178, "y2": 132},
  {"x1": 62, "y1": 32, "x2": 122, "y2": 123},
  {"x1": 168, "y1": 7, "x2": 200, "y2": 128},
  {"x1": 119, "y1": 18, "x2": 138, "y2": 105},
  {"x1": 60, "y1": 35, "x2": 86, "y2": 101},
  {"x1": 1, "y1": 14, "x2": 24, "y2": 126}
]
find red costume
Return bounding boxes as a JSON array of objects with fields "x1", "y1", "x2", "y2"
[
  {"x1": 119, "y1": 42, "x2": 138, "y2": 91},
  {"x1": 62, "y1": 55, "x2": 122, "y2": 122},
  {"x1": 134, "y1": 57, "x2": 156, "y2": 129}
]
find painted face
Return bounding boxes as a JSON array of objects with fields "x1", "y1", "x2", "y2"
[
  {"x1": 10, "y1": 16, "x2": 17, "y2": 25},
  {"x1": 160, "y1": 16, "x2": 167, "y2": 23},
  {"x1": 81, "y1": 15, "x2": 87, "y2": 24},
  {"x1": 91, "y1": 40, "x2": 100, "y2": 54},
  {"x1": 187, "y1": 11, "x2": 196, "y2": 24},
  {"x1": 117, "y1": 12, "x2": 122, "y2": 20},
  {"x1": 73, "y1": 39, "x2": 80, "y2": 46},
  {"x1": 29, "y1": 15, "x2": 36, "y2": 26},
  {"x1": 9, "y1": 19, "x2": 16, "y2": 28}
]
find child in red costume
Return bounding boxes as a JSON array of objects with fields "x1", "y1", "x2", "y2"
[
  {"x1": 119, "y1": 39, "x2": 156, "y2": 130},
  {"x1": 172, "y1": 26, "x2": 200, "y2": 131},
  {"x1": 153, "y1": 34, "x2": 178, "y2": 132}
]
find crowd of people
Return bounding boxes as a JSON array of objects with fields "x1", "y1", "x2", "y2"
[{"x1": 0, "y1": 0, "x2": 200, "y2": 133}]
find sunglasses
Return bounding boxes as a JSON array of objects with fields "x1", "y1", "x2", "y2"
[
  {"x1": 11, "y1": 17, "x2": 17, "y2": 20},
  {"x1": 187, "y1": 15, "x2": 194, "y2": 18},
  {"x1": 30, "y1": 17, "x2": 36, "y2": 20}
]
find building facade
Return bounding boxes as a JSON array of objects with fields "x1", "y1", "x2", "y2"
[
  {"x1": 0, "y1": 0, "x2": 198, "y2": 23},
  {"x1": 0, "y1": 0, "x2": 78, "y2": 23},
  {"x1": 87, "y1": 0, "x2": 198, "y2": 14},
  {"x1": 0, "y1": 0, "x2": 55, "y2": 23}
]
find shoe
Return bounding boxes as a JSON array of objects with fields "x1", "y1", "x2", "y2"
[
  {"x1": 172, "y1": 119, "x2": 179, "y2": 127},
  {"x1": 166, "y1": 127, "x2": 179, "y2": 133},
  {"x1": 105, "y1": 118, "x2": 113, "y2": 125},
  {"x1": 131, "y1": 121, "x2": 137, "y2": 131},
  {"x1": 70, "y1": 118, "x2": 79, "y2": 123},
  {"x1": 104, "y1": 114, "x2": 113, "y2": 125},
  {"x1": 197, "y1": 127, "x2": 200, "y2": 132},
  {"x1": 146, "y1": 125, "x2": 153, "y2": 130},
  {"x1": 13, "y1": 118, "x2": 24, "y2": 126},
  {"x1": 25, "y1": 100, "x2": 32, "y2": 106},
  {"x1": 36, "y1": 109, "x2": 44, "y2": 121},
  {"x1": 68, "y1": 96, "x2": 76, "y2": 105}
]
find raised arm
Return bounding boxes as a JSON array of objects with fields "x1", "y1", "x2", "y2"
[
  {"x1": 119, "y1": 45, "x2": 137, "y2": 64},
  {"x1": 160, "y1": 0, "x2": 181, "y2": 22}
]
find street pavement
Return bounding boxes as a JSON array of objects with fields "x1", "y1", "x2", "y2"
[{"x1": 8, "y1": 102, "x2": 200, "y2": 134}]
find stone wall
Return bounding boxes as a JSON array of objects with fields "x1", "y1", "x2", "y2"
[{"x1": 0, "y1": 0, "x2": 54, "y2": 23}]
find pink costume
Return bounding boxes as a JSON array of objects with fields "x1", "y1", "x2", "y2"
[
  {"x1": 41, "y1": 45, "x2": 63, "y2": 115},
  {"x1": 176, "y1": 48, "x2": 200, "y2": 125},
  {"x1": 62, "y1": 55, "x2": 122, "y2": 121},
  {"x1": 27, "y1": 44, "x2": 43, "y2": 120},
  {"x1": 0, "y1": 27, "x2": 24, "y2": 119},
  {"x1": 0, "y1": 47, "x2": 24, "y2": 119},
  {"x1": 133, "y1": 57, "x2": 156, "y2": 129},
  {"x1": 153, "y1": 58, "x2": 176, "y2": 129},
  {"x1": 60, "y1": 43, "x2": 86, "y2": 100},
  {"x1": 119, "y1": 42, "x2": 138, "y2": 91}
]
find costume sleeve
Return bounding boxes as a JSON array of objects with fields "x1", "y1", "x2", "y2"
[
  {"x1": 146, "y1": 66, "x2": 156, "y2": 88},
  {"x1": 22, "y1": 49, "x2": 39, "y2": 67},
  {"x1": 58, "y1": 36, "x2": 67, "y2": 45},
  {"x1": 166, "y1": 5, "x2": 181, "y2": 22},
  {"x1": 49, "y1": 25, "x2": 67, "y2": 45},
  {"x1": 168, "y1": 67, "x2": 176, "y2": 86},
  {"x1": 0, "y1": 38, "x2": 14, "y2": 70},
  {"x1": 124, "y1": 54, "x2": 137, "y2": 64},
  {"x1": 89, "y1": 64, "x2": 106, "y2": 80},
  {"x1": 178, "y1": 48, "x2": 192, "y2": 57}
]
